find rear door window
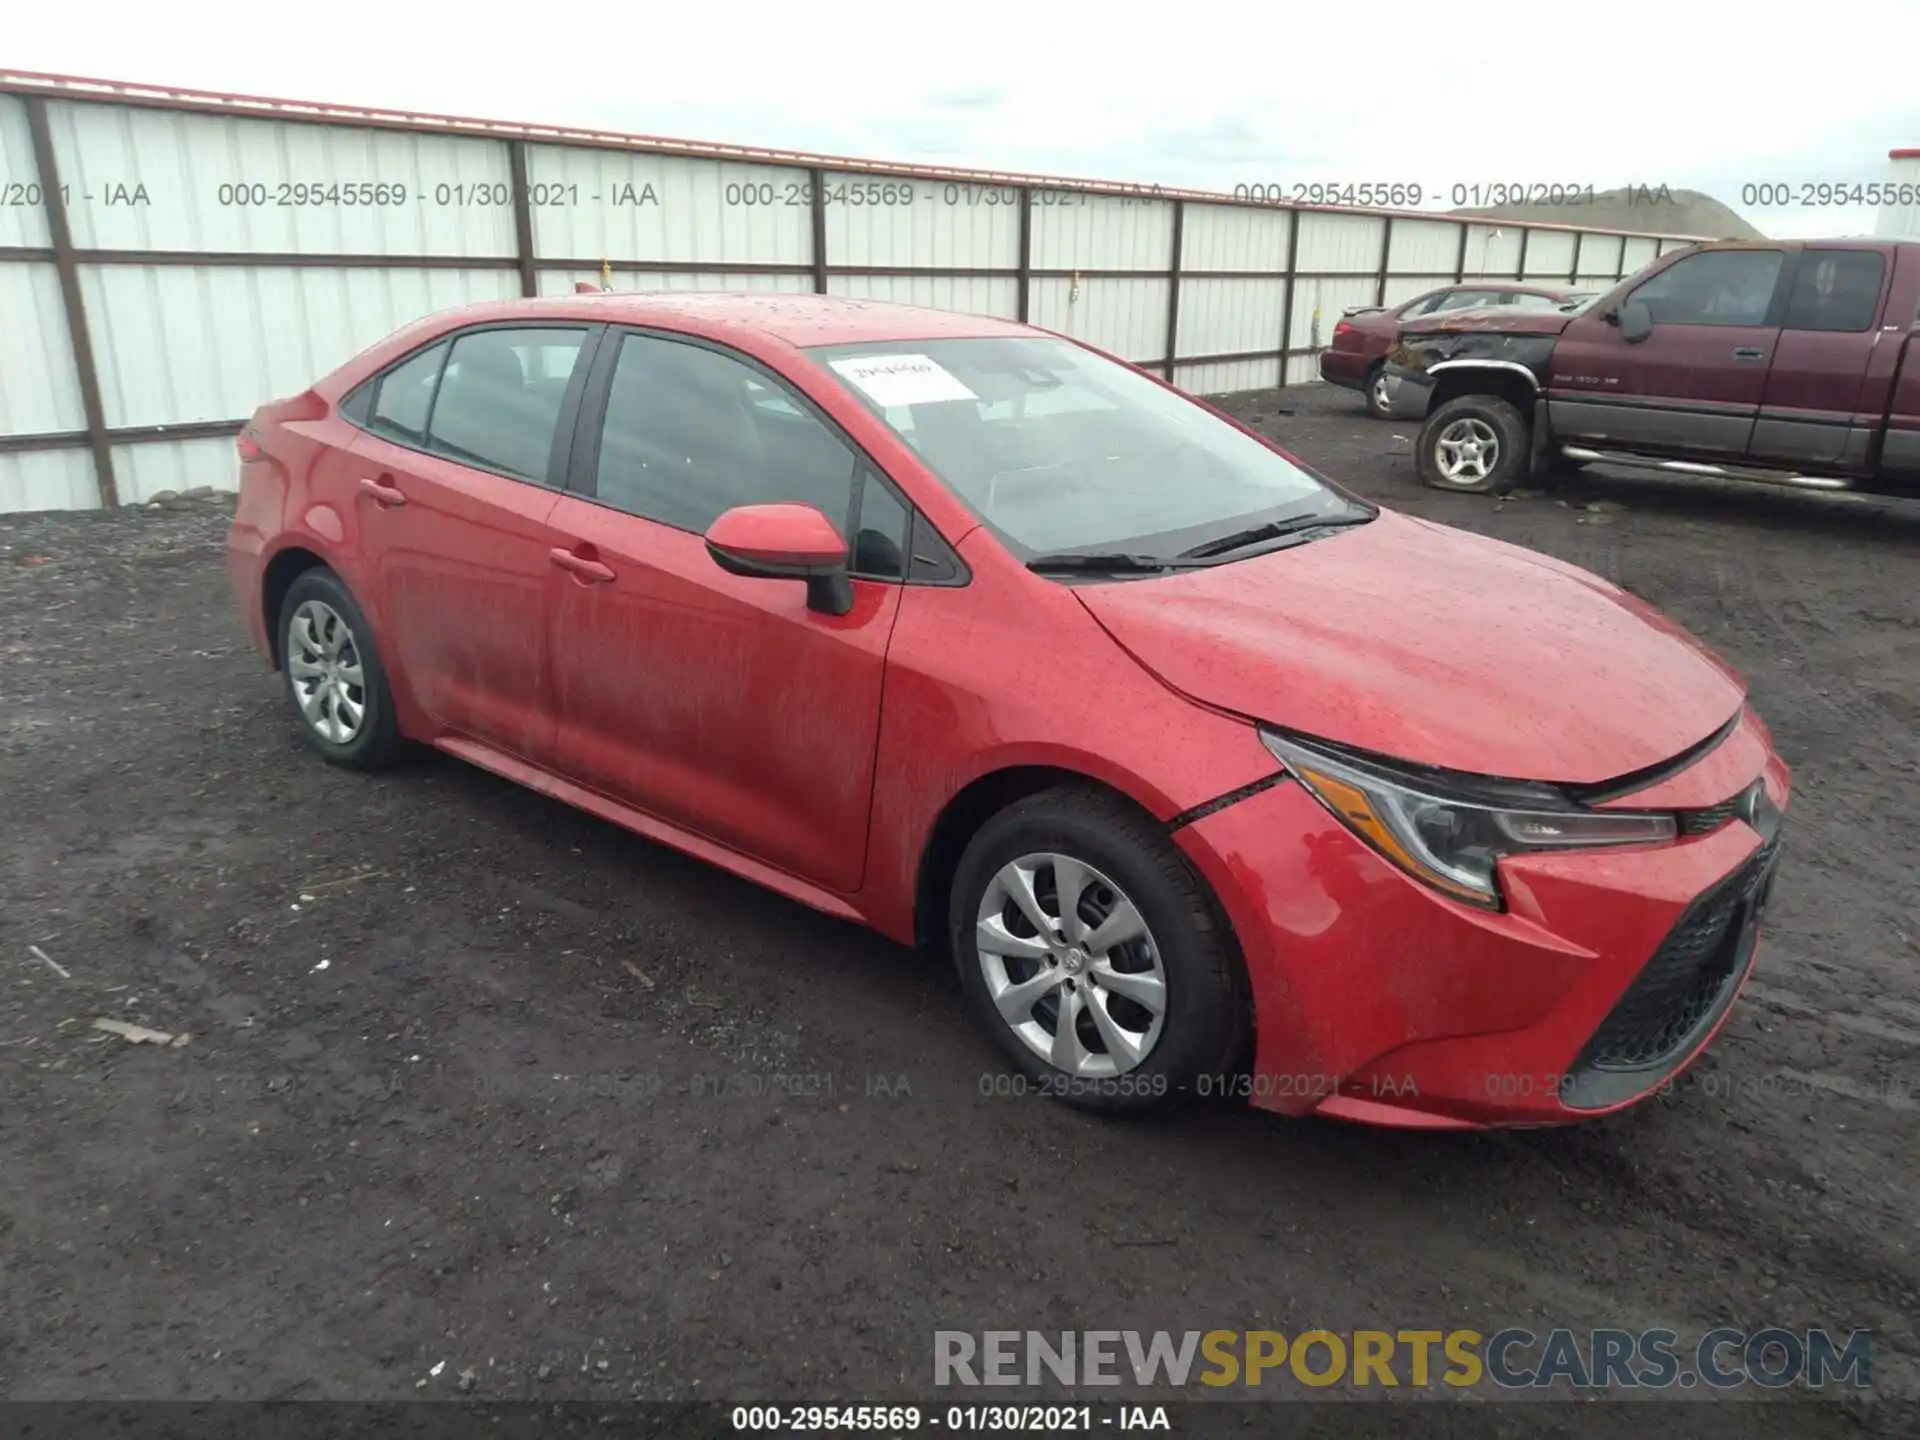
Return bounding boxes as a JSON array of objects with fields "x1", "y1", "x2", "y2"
[
  {"x1": 424, "y1": 327, "x2": 590, "y2": 483},
  {"x1": 368, "y1": 341, "x2": 450, "y2": 444},
  {"x1": 1782, "y1": 250, "x2": 1886, "y2": 334}
]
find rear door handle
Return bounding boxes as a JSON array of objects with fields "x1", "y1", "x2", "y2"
[
  {"x1": 549, "y1": 547, "x2": 615, "y2": 584},
  {"x1": 359, "y1": 477, "x2": 407, "y2": 507},
  {"x1": 1732, "y1": 346, "x2": 1766, "y2": 361}
]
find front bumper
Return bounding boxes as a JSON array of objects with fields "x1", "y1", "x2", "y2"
[{"x1": 1172, "y1": 734, "x2": 1790, "y2": 1128}]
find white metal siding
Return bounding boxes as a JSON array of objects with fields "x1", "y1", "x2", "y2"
[
  {"x1": 828, "y1": 272, "x2": 1019, "y2": 319},
  {"x1": 0, "y1": 96, "x2": 51, "y2": 248},
  {"x1": 1180, "y1": 204, "x2": 1291, "y2": 273},
  {"x1": 1387, "y1": 219, "x2": 1460, "y2": 276},
  {"x1": 47, "y1": 102, "x2": 517, "y2": 257},
  {"x1": 1029, "y1": 195, "x2": 1175, "y2": 271},
  {"x1": 1294, "y1": 213, "x2": 1385, "y2": 274},
  {"x1": 1876, "y1": 156, "x2": 1920, "y2": 239},
  {"x1": 825, "y1": 175, "x2": 1019, "y2": 270},
  {"x1": 111, "y1": 435, "x2": 235, "y2": 504},
  {"x1": 1290, "y1": 277, "x2": 1378, "y2": 352},
  {"x1": 0, "y1": 262, "x2": 84, "y2": 435},
  {"x1": 1028, "y1": 276, "x2": 1169, "y2": 363},
  {"x1": 526, "y1": 147, "x2": 810, "y2": 266},
  {"x1": 1176, "y1": 357, "x2": 1283, "y2": 395},
  {"x1": 1463, "y1": 225, "x2": 1521, "y2": 278},
  {"x1": 1577, "y1": 233, "x2": 1625, "y2": 281},
  {"x1": 0, "y1": 449, "x2": 96, "y2": 512},
  {"x1": 79, "y1": 263, "x2": 519, "y2": 428},
  {"x1": 1176, "y1": 277, "x2": 1286, "y2": 359},
  {"x1": 536, "y1": 269, "x2": 811, "y2": 298},
  {"x1": 1522, "y1": 229, "x2": 1578, "y2": 278},
  {"x1": 1620, "y1": 236, "x2": 1661, "y2": 277}
]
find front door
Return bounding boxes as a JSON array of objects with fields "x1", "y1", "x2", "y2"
[
  {"x1": 1548, "y1": 246, "x2": 1789, "y2": 460},
  {"x1": 544, "y1": 329, "x2": 907, "y2": 894},
  {"x1": 350, "y1": 323, "x2": 597, "y2": 761}
]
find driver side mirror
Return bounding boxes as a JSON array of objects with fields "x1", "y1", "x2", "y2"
[
  {"x1": 1616, "y1": 299, "x2": 1654, "y2": 344},
  {"x1": 704, "y1": 503, "x2": 854, "y2": 616}
]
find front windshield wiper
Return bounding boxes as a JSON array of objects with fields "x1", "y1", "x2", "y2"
[
  {"x1": 1177, "y1": 509, "x2": 1374, "y2": 561},
  {"x1": 1025, "y1": 551, "x2": 1213, "y2": 575}
]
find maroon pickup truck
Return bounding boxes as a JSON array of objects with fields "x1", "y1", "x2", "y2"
[{"x1": 1381, "y1": 239, "x2": 1920, "y2": 499}]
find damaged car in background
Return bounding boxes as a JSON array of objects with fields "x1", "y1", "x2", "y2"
[{"x1": 1380, "y1": 239, "x2": 1920, "y2": 499}]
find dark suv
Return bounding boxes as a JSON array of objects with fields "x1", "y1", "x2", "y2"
[
  {"x1": 1321, "y1": 283, "x2": 1591, "y2": 417},
  {"x1": 1382, "y1": 240, "x2": 1920, "y2": 499}
]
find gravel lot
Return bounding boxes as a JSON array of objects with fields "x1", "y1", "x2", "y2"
[{"x1": 1, "y1": 384, "x2": 1915, "y2": 1428}]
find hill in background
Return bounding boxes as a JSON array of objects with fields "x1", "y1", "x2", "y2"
[{"x1": 1450, "y1": 186, "x2": 1764, "y2": 240}]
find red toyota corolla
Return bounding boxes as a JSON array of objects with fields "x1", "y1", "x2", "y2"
[{"x1": 227, "y1": 293, "x2": 1789, "y2": 1129}]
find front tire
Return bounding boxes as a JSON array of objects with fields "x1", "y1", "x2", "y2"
[
  {"x1": 949, "y1": 787, "x2": 1246, "y2": 1115},
  {"x1": 277, "y1": 568, "x2": 404, "y2": 770},
  {"x1": 1416, "y1": 395, "x2": 1529, "y2": 495}
]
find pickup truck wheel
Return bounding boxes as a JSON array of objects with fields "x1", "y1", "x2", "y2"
[
  {"x1": 1417, "y1": 396, "x2": 1528, "y2": 495},
  {"x1": 1364, "y1": 364, "x2": 1394, "y2": 419}
]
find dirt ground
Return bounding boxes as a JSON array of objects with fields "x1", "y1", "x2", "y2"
[{"x1": 1, "y1": 384, "x2": 1915, "y2": 1429}]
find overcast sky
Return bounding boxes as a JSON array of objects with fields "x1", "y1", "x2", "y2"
[{"x1": 10, "y1": 0, "x2": 1919, "y2": 238}]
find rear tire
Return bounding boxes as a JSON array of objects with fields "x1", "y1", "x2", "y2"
[
  {"x1": 1364, "y1": 364, "x2": 1394, "y2": 419},
  {"x1": 1416, "y1": 395, "x2": 1529, "y2": 495},
  {"x1": 949, "y1": 786, "x2": 1246, "y2": 1116},
  {"x1": 277, "y1": 568, "x2": 405, "y2": 771}
]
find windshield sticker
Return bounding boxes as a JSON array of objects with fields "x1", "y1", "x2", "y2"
[{"x1": 828, "y1": 354, "x2": 978, "y2": 407}]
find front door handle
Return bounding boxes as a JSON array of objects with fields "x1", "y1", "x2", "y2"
[
  {"x1": 1731, "y1": 346, "x2": 1766, "y2": 361},
  {"x1": 549, "y1": 547, "x2": 615, "y2": 584},
  {"x1": 359, "y1": 477, "x2": 407, "y2": 507}
]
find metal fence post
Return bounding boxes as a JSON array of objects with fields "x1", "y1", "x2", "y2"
[
  {"x1": 1515, "y1": 227, "x2": 1531, "y2": 280},
  {"x1": 810, "y1": 168, "x2": 830, "y2": 294},
  {"x1": 1374, "y1": 215, "x2": 1394, "y2": 306},
  {"x1": 1016, "y1": 188, "x2": 1032, "y2": 323},
  {"x1": 1277, "y1": 208, "x2": 1299, "y2": 387},
  {"x1": 1163, "y1": 198, "x2": 1185, "y2": 380},
  {"x1": 24, "y1": 96, "x2": 118, "y2": 508},
  {"x1": 1454, "y1": 222, "x2": 1469, "y2": 283},
  {"x1": 507, "y1": 141, "x2": 538, "y2": 297}
]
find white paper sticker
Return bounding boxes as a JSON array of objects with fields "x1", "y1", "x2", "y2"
[{"x1": 828, "y1": 354, "x2": 978, "y2": 408}]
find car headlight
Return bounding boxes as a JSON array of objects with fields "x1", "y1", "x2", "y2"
[{"x1": 1259, "y1": 728, "x2": 1677, "y2": 909}]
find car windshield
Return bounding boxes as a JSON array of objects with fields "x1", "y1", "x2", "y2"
[
  {"x1": 1559, "y1": 292, "x2": 1601, "y2": 312},
  {"x1": 807, "y1": 336, "x2": 1363, "y2": 561}
]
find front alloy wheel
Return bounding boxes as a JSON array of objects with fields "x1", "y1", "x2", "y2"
[
  {"x1": 949, "y1": 785, "x2": 1247, "y2": 1114},
  {"x1": 975, "y1": 852, "x2": 1169, "y2": 1077}
]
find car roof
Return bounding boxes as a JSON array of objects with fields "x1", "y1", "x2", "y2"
[{"x1": 433, "y1": 291, "x2": 1039, "y2": 349}]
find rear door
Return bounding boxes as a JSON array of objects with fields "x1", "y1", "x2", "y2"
[
  {"x1": 348, "y1": 323, "x2": 599, "y2": 761},
  {"x1": 1750, "y1": 248, "x2": 1893, "y2": 469},
  {"x1": 1548, "y1": 246, "x2": 1790, "y2": 459}
]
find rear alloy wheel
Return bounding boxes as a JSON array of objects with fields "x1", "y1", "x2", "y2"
[
  {"x1": 1416, "y1": 394, "x2": 1529, "y2": 495},
  {"x1": 1365, "y1": 364, "x2": 1394, "y2": 419},
  {"x1": 950, "y1": 787, "x2": 1245, "y2": 1114},
  {"x1": 278, "y1": 568, "x2": 404, "y2": 770}
]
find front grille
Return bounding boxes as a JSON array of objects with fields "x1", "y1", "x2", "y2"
[
  {"x1": 1675, "y1": 793, "x2": 1743, "y2": 835},
  {"x1": 1572, "y1": 833, "x2": 1782, "y2": 1075}
]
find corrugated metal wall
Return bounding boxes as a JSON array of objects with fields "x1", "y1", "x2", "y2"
[{"x1": 0, "y1": 74, "x2": 1702, "y2": 512}]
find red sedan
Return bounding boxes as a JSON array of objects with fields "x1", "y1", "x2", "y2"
[
  {"x1": 227, "y1": 293, "x2": 1788, "y2": 1129},
  {"x1": 1321, "y1": 282, "x2": 1593, "y2": 417}
]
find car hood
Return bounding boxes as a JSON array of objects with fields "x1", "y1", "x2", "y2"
[
  {"x1": 1408, "y1": 308, "x2": 1578, "y2": 337},
  {"x1": 1075, "y1": 510, "x2": 1745, "y2": 786}
]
